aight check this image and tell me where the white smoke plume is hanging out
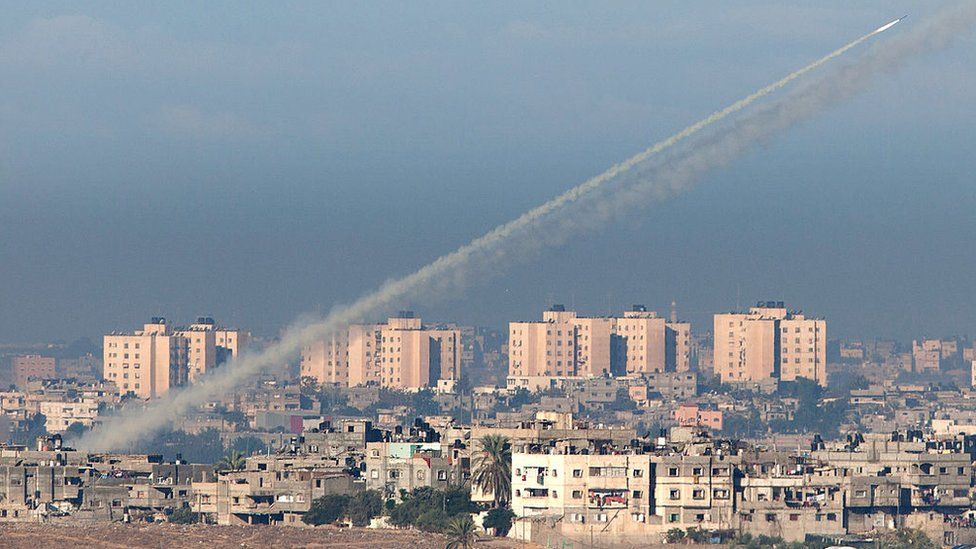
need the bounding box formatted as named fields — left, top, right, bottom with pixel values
left=78, top=5, right=976, bottom=451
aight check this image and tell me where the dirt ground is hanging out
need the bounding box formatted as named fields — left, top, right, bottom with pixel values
left=0, top=522, right=523, bottom=548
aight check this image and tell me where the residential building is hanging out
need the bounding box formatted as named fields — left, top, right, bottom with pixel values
left=301, top=313, right=461, bottom=390
left=508, top=305, right=692, bottom=388
left=713, top=302, right=827, bottom=386
left=175, top=317, right=251, bottom=381
left=39, top=400, right=101, bottom=433
left=12, top=355, right=56, bottom=388
left=103, top=317, right=188, bottom=399
left=913, top=340, right=942, bottom=374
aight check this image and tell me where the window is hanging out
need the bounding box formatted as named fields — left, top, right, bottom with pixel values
left=669, top=489, right=680, bottom=500
left=632, top=490, right=643, bottom=499
left=573, top=469, right=583, bottom=478
left=669, top=513, right=679, bottom=523
left=632, top=469, right=643, bottom=478
left=692, top=489, right=705, bottom=500
left=668, top=467, right=679, bottom=476
left=572, top=490, right=583, bottom=499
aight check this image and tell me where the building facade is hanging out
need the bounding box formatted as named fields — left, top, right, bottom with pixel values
left=301, top=313, right=461, bottom=390
left=103, top=318, right=188, bottom=399
left=508, top=305, right=692, bottom=389
left=12, top=356, right=57, bottom=388
left=713, top=302, right=827, bottom=387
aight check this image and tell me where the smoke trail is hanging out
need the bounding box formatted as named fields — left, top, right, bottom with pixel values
left=78, top=6, right=975, bottom=451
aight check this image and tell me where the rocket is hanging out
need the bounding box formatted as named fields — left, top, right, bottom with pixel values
left=873, top=15, right=908, bottom=34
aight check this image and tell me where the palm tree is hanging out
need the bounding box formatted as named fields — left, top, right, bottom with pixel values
left=444, top=514, right=478, bottom=549
left=215, top=449, right=247, bottom=472
left=472, top=434, right=511, bottom=508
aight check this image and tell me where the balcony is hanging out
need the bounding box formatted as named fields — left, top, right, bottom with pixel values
left=588, top=489, right=628, bottom=509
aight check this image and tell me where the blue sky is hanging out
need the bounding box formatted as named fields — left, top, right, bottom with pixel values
left=1, top=1, right=974, bottom=343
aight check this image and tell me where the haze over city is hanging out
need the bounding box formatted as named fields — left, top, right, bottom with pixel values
left=2, top=1, right=974, bottom=345
left=2, top=3, right=976, bottom=548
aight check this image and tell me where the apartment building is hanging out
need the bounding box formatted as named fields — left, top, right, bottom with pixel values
left=913, top=340, right=943, bottom=374
left=508, top=305, right=692, bottom=389
left=193, top=454, right=355, bottom=525
left=713, top=302, right=827, bottom=387
left=673, top=404, right=723, bottom=431
left=175, top=317, right=251, bottom=381
left=38, top=399, right=101, bottom=433
left=103, top=318, right=188, bottom=399
left=12, top=355, right=56, bottom=388
left=301, top=313, right=461, bottom=391
left=654, top=454, right=738, bottom=528
left=512, top=452, right=654, bottom=528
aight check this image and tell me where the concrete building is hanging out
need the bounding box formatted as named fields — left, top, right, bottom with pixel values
left=913, top=340, right=942, bottom=374
left=175, top=317, right=251, bottom=381
left=12, top=356, right=56, bottom=388
left=511, top=451, right=654, bottom=526
left=103, top=318, right=188, bottom=399
left=508, top=305, right=692, bottom=388
left=39, top=400, right=101, bottom=433
left=673, top=404, right=723, bottom=431
left=364, top=441, right=462, bottom=500
left=301, top=313, right=461, bottom=390
left=713, top=302, right=827, bottom=387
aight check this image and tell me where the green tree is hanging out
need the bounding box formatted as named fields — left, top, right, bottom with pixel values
left=230, top=435, right=265, bottom=455
left=64, top=422, right=87, bottom=440
left=303, top=494, right=351, bottom=526
left=665, top=527, right=686, bottom=543
left=347, top=490, right=383, bottom=527
left=606, top=387, right=637, bottom=412
left=215, top=449, right=247, bottom=472
left=483, top=507, right=515, bottom=536
left=471, top=435, right=512, bottom=507
left=168, top=506, right=198, bottom=524
left=878, top=528, right=936, bottom=549
left=508, top=388, right=536, bottom=408
left=388, top=487, right=476, bottom=532
left=13, top=413, right=48, bottom=445
left=444, top=514, right=477, bottom=549
left=686, top=527, right=710, bottom=543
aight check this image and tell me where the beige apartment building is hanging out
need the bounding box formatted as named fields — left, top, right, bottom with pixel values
left=301, top=313, right=461, bottom=391
left=508, top=305, right=691, bottom=388
left=12, top=355, right=57, bottom=388
left=38, top=399, right=101, bottom=433
left=912, top=339, right=942, bottom=374
left=713, top=302, right=826, bottom=387
left=103, top=318, right=188, bottom=399
left=175, top=317, right=251, bottom=381
left=512, top=452, right=654, bottom=525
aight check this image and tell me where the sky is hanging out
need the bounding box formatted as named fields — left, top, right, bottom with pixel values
left=1, top=1, right=974, bottom=344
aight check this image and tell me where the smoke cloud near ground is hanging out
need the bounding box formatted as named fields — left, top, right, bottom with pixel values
left=78, top=4, right=976, bottom=451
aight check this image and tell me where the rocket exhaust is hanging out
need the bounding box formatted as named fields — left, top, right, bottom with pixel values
left=78, top=13, right=951, bottom=451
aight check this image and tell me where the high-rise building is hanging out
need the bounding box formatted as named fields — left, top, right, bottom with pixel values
left=713, top=301, right=827, bottom=387
left=12, top=355, right=57, bottom=388
left=508, top=305, right=692, bottom=389
left=301, top=312, right=461, bottom=391
left=103, top=318, right=188, bottom=399
left=174, top=317, right=252, bottom=381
